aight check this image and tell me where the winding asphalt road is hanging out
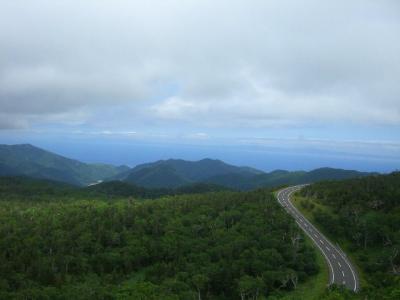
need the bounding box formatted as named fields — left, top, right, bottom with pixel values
left=277, top=185, right=359, bottom=292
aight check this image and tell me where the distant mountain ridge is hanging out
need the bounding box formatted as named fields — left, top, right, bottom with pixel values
left=0, top=144, right=129, bottom=186
left=0, top=143, right=373, bottom=189
left=113, top=158, right=373, bottom=190
left=114, top=158, right=264, bottom=188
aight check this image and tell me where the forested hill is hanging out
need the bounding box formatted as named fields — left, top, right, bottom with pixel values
left=113, top=158, right=372, bottom=190
left=113, top=158, right=263, bottom=188
left=204, top=167, right=373, bottom=190
left=0, top=144, right=372, bottom=190
left=0, top=176, right=231, bottom=201
left=0, top=189, right=319, bottom=299
left=299, top=172, right=400, bottom=298
left=0, top=144, right=129, bottom=186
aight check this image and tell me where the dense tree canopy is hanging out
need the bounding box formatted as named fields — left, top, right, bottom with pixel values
left=0, top=176, right=231, bottom=202
left=0, top=188, right=318, bottom=299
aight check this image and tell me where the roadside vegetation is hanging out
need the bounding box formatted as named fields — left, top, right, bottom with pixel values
left=278, top=234, right=329, bottom=300
left=297, top=172, right=400, bottom=299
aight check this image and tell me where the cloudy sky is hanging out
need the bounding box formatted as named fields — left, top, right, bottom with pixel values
left=0, top=0, right=399, bottom=171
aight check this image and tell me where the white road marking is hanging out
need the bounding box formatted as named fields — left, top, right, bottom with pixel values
left=338, top=262, right=342, bottom=268
left=302, top=224, right=335, bottom=284
left=277, top=186, right=359, bottom=292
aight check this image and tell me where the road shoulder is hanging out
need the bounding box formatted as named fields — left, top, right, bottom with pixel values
left=273, top=191, right=329, bottom=300
left=291, top=193, right=366, bottom=290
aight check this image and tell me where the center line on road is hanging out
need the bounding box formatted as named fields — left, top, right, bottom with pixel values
left=278, top=186, right=359, bottom=292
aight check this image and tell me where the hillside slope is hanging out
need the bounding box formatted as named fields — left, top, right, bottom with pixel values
left=117, top=159, right=371, bottom=190
left=114, top=158, right=263, bottom=188
left=0, top=144, right=372, bottom=190
left=124, top=164, right=191, bottom=188
left=0, top=144, right=129, bottom=186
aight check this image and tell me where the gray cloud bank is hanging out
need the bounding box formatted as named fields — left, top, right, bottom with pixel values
left=0, top=0, right=399, bottom=129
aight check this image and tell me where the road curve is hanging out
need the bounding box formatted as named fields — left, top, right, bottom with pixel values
left=277, top=185, right=359, bottom=292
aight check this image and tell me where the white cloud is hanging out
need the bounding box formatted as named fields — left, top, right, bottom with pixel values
left=0, top=114, right=28, bottom=129
left=0, top=0, right=399, bottom=130
left=151, top=97, right=209, bottom=121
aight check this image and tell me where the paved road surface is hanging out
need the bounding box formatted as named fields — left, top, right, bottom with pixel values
left=277, top=185, right=359, bottom=292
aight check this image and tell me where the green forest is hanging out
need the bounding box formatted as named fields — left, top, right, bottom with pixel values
left=0, top=176, right=231, bottom=201
left=2, top=173, right=400, bottom=299
left=299, top=172, right=400, bottom=299
left=0, top=184, right=319, bottom=299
